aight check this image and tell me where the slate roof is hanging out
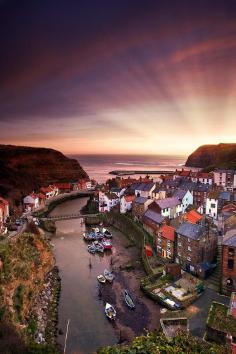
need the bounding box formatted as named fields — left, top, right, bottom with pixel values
left=176, top=222, right=204, bottom=240
left=135, top=182, right=155, bottom=191
left=134, top=196, right=148, bottom=204
left=144, top=209, right=164, bottom=224
left=173, top=189, right=188, bottom=200
left=223, top=229, right=236, bottom=247
left=219, top=191, right=231, bottom=201
left=156, top=197, right=180, bottom=209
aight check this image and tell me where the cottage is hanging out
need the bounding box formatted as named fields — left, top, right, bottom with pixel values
left=40, top=185, right=58, bottom=199
left=54, top=183, right=72, bottom=193
left=173, top=189, right=193, bottom=213
left=132, top=196, right=153, bottom=220
left=152, top=186, right=166, bottom=200
left=176, top=221, right=217, bottom=273
left=23, top=194, right=40, bottom=211
left=0, top=197, right=9, bottom=233
left=149, top=197, right=182, bottom=219
left=156, top=224, right=176, bottom=261
left=134, top=182, right=156, bottom=198
left=98, top=191, right=119, bottom=212
left=120, top=195, right=135, bottom=214
left=206, top=191, right=219, bottom=219
left=110, top=187, right=126, bottom=198
left=142, top=209, right=164, bottom=236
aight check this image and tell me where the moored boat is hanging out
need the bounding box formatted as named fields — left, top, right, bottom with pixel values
left=104, top=269, right=114, bottom=282
left=97, top=275, right=106, bottom=283
left=105, top=303, right=116, bottom=320
left=124, top=289, right=135, bottom=309
left=102, top=239, right=112, bottom=250
left=101, top=228, right=112, bottom=238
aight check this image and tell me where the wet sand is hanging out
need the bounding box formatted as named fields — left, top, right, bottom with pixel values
left=97, top=227, right=160, bottom=342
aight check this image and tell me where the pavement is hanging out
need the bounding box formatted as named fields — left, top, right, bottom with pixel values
left=188, top=287, right=230, bottom=337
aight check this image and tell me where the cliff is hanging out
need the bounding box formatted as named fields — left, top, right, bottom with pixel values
left=0, top=144, right=88, bottom=204
left=185, top=143, right=236, bottom=170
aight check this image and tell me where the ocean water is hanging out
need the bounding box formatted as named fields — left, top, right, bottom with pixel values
left=69, top=154, right=187, bottom=183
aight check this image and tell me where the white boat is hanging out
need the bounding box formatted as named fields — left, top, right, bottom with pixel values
left=104, top=269, right=114, bottom=282
left=105, top=303, right=116, bottom=320
left=97, top=275, right=106, bottom=283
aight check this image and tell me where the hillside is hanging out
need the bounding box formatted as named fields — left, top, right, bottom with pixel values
left=0, top=227, right=60, bottom=353
left=185, top=143, right=236, bottom=170
left=0, top=144, right=88, bottom=205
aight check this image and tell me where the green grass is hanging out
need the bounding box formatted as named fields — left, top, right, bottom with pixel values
left=207, top=302, right=236, bottom=336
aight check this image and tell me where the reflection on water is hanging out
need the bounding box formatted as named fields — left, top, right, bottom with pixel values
left=51, top=198, right=116, bottom=354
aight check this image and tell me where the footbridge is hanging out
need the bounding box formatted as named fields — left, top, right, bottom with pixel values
left=40, top=213, right=100, bottom=221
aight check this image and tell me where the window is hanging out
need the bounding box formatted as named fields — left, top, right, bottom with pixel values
left=228, top=259, right=234, bottom=270
left=228, top=248, right=235, bottom=257
left=211, top=203, right=216, bottom=208
left=188, top=238, right=191, bottom=243
left=178, top=242, right=182, bottom=247
left=188, top=246, right=191, bottom=251
left=187, top=256, right=191, bottom=261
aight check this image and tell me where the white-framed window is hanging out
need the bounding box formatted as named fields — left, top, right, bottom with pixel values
left=187, top=256, right=191, bottom=261
left=178, top=242, right=182, bottom=247
left=178, top=253, right=181, bottom=257
left=188, top=238, right=191, bottom=243
left=188, top=246, right=191, bottom=251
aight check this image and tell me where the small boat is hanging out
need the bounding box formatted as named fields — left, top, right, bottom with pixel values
left=88, top=245, right=96, bottom=254
left=105, top=303, right=116, bottom=320
left=101, top=228, right=112, bottom=238
left=102, top=239, right=113, bottom=250
left=124, top=290, right=135, bottom=309
left=97, top=275, right=106, bottom=283
left=104, top=269, right=114, bottom=283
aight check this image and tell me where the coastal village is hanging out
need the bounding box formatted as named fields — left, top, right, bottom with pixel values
left=1, top=167, right=236, bottom=352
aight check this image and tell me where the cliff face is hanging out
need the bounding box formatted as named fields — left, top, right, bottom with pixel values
left=0, top=144, right=88, bottom=204
left=185, top=143, right=236, bottom=170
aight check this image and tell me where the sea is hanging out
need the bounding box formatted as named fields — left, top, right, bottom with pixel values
left=69, top=154, right=187, bottom=183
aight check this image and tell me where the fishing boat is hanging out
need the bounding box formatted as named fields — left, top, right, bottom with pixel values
left=101, top=228, right=112, bottom=238
left=105, top=303, right=116, bottom=320
left=87, top=245, right=96, bottom=254
left=124, top=290, right=135, bottom=309
left=97, top=275, right=106, bottom=283
left=102, top=239, right=113, bottom=250
left=104, top=269, right=114, bottom=282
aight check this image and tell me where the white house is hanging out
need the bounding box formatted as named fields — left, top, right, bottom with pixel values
left=120, top=195, right=135, bottom=213
left=173, top=189, right=193, bottom=213
left=99, top=192, right=119, bottom=212
left=23, top=194, right=40, bottom=211
left=205, top=191, right=219, bottom=220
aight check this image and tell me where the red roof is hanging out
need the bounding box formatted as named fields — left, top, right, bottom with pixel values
left=197, top=172, right=212, bottom=179
left=124, top=195, right=135, bottom=202
left=159, top=225, right=175, bottom=242
left=0, top=197, right=9, bottom=206
left=54, top=183, right=71, bottom=190
left=186, top=210, right=203, bottom=224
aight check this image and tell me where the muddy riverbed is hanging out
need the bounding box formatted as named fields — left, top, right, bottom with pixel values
left=50, top=197, right=160, bottom=354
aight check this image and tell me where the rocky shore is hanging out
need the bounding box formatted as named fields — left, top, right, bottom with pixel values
left=29, top=266, right=61, bottom=346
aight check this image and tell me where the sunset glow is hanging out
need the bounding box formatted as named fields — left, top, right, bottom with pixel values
left=0, top=1, right=236, bottom=155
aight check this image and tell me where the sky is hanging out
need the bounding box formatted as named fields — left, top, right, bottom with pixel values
left=0, top=0, right=236, bottom=156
